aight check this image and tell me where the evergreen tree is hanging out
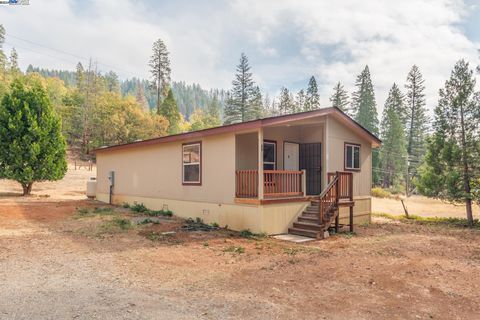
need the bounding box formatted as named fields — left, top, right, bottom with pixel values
left=418, top=60, right=480, bottom=225
left=0, top=24, right=6, bottom=80
left=160, top=88, right=181, bottom=134
left=405, top=65, right=428, bottom=195
left=104, top=71, right=120, bottom=93
left=304, top=76, right=320, bottom=111
left=149, top=39, right=171, bottom=113
left=296, top=89, right=306, bottom=112
left=380, top=84, right=407, bottom=188
left=329, top=82, right=349, bottom=113
left=224, top=53, right=255, bottom=124
left=352, top=65, right=380, bottom=185
left=0, top=78, right=67, bottom=195
left=247, top=86, right=264, bottom=120
left=278, top=87, right=295, bottom=114
left=135, top=80, right=149, bottom=110
left=75, top=62, right=85, bottom=90
left=9, top=47, right=19, bottom=74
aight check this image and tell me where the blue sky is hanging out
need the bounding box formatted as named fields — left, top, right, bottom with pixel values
left=0, top=0, right=479, bottom=113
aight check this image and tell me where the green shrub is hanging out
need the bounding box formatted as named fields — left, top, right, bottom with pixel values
left=122, top=202, right=130, bottom=208
left=371, top=187, right=391, bottom=198
left=239, top=229, right=267, bottom=239
left=130, top=202, right=148, bottom=213
left=138, top=218, right=160, bottom=225
left=112, top=217, right=133, bottom=230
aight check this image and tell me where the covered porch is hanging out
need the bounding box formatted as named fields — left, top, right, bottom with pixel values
left=234, top=116, right=326, bottom=202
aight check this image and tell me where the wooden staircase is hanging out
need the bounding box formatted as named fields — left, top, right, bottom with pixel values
left=288, top=171, right=354, bottom=239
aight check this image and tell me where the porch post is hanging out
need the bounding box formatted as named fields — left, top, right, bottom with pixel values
left=258, top=129, right=264, bottom=200
left=301, top=169, right=307, bottom=197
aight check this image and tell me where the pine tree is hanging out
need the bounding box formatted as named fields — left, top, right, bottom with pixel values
left=247, top=86, right=263, bottom=120
left=149, top=39, right=171, bottom=114
left=104, top=71, right=119, bottom=92
left=0, top=78, right=67, bottom=195
left=0, top=25, right=6, bottom=80
left=224, top=53, right=255, bottom=124
left=405, top=65, right=428, bottom=195
left=304, top=76, right=320, bottom=111
left=352, top=65, right=380, bottom=185
left=160, top=88, right=181, bottom=134
left=418, top=60, right=480, bottom=225
left=329, top=82, right=349, bottom=113
left=75, top=62, right=85, bottom=90
left=9, top=48, right=19, bottom=73
left=380, top=84, right=407, bottom=188
left=296, top=89, right=306, bottom=112
left=278, top=87, right=295, bottom=115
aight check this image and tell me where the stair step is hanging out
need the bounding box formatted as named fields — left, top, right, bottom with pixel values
left=301, top=211, right=318, bottom=217
left=293, top=222, right=325, bottom=231
left=288, top=227, right=322, bottom=239
left=298, top=216, right=320, bottom=223
left=305, top=207, right=319, bottom=213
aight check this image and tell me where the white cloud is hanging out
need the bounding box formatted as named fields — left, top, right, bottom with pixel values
left=0, top=0, right=478, bottom=114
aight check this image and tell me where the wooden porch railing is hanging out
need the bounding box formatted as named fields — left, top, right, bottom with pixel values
left=235, top=170, right=304, bottom=198
left=264, top=170, right=303, bottom=198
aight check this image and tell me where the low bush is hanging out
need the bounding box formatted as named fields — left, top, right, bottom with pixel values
left=130, top=202, right=148, bottom=213
left=147, top=209, right=173, bottom=217
left=371, top=187, right=392, bottom=198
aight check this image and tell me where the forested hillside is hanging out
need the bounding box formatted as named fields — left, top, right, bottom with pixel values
left=27, top=66, right=227, bottom=119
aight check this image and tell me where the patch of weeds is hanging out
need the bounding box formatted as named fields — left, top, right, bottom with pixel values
left=203, top=242, right=209, bottom=247
left=239, top=229, right=268, bottom=240
left=182, top=217, right=219, bottom=232
left=93, top=207, right=113, bottom=214
left=340, top=231, right=357, bottom=239
left=223, top=245, right=245, bottom=254
left=283, top=247, right=302, bottom=255
left=144, top=231, right=182, bottom=244
left=122, top=202, right=130, bottom=208
left=373, top=212, right=480, bottom=229
left=101, top=217, right=133, bottom=233
left=138, top=218, right=160, bottom=225
left=147, top=209, right=173, bottom=217
left=130, top=202, right=173, bottom=217
left=130, top=202, right=149, bottom=213
left=76, top=207, right=89, bottom=216
left=211, top=222, right=219, bottom=228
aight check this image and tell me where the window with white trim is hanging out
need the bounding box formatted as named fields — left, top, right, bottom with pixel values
left=182, top=142, right=201, bottom=184
left=345, top=143, right=360, bottom=170
left=263, top=141, right=276, bottom=170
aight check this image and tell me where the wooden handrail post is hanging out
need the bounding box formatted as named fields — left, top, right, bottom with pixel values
left=258, top=129, right=264, bottom=200
left=301, top=169, right=307, bottom=197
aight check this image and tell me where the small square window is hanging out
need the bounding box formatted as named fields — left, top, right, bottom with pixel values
left=345, top=143, right=360, bottom=171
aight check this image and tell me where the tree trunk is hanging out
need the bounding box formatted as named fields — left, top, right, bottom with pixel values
left=459, top=101, right=473, bottom=226
left=22, top=183, right=33, bottom=196
left=466, top=198, right=473, bottom=226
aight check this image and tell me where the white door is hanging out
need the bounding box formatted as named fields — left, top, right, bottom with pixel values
left=284, top=142, right=299, bottom=170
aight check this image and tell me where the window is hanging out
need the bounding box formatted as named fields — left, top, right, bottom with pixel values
left=263, top=140, right=276, bottom=170
left=345, top=143, right=360, bottom=171
left=183, top=142, right=201, bottom=184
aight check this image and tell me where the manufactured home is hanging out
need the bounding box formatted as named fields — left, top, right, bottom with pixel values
left=94, top=107, right=381, bottom=238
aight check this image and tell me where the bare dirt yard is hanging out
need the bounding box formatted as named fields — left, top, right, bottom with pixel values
left=0, top=168, right=480, bottom=319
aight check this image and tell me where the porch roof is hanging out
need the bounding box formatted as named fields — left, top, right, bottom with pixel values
left=94, top=107, right=381, bottom=154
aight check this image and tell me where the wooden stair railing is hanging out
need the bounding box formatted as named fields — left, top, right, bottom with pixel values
left=288, top=171, right=354, bottom=239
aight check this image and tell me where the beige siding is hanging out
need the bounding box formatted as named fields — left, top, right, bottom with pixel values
left=235, top=132, right=258, bottom=170
left=97, top=132, right=237, bottom=205
left=326, top=115, right=372, bottom=197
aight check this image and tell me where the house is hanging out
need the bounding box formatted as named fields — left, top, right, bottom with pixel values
left=94, top=107, right=381, bottom=238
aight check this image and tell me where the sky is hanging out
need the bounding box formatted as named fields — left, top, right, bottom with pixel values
left=0, top=0, right=479, bottom=114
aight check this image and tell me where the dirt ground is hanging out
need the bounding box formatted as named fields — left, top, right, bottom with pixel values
left=1, top=168, right=480, bottom=319
left=372, top=195, right=480, bottom=219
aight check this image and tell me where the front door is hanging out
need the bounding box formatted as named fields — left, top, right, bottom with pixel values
left=300, top=143, right=322, bottom=195
left=284, top=142, right=299, bottom=170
